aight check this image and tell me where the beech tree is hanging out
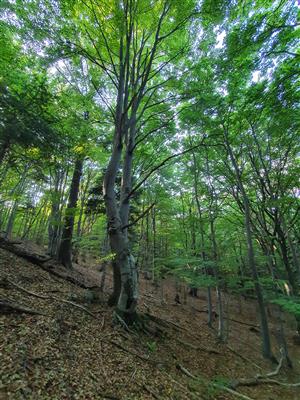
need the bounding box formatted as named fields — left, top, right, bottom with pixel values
left=0, top=0, right=299, bottom=345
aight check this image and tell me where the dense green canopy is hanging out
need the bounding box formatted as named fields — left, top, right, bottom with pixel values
left=0, top=0, right=299, bottom=360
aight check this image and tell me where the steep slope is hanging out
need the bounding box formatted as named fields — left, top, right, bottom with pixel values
left=0, top=248, right=299, bottom=400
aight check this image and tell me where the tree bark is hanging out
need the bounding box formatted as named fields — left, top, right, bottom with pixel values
left=224, top=129, right=274, bottom=360
left=0, top=137, right=10, bottom=165
left=58, top=157, right=84, bottom=269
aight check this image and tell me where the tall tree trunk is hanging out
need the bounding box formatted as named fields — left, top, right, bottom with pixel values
left=210, top=218, right=225, bottom=341
left=224, top=130, right=274, bottom=360
left=190, top=147, right=213, bottom=327
left=58, top=157, right=84, bottom=269
left=152, top=206, right=156, bottom=282
left=103, top=51, right=139, bottom=322
left=5, top=166, right=28, bottom=239
left=5, top=200, right=19, bottom=239
left=0, top=137, right=10, bottom=166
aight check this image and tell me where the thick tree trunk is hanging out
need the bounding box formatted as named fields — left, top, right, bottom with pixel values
left=103, top=62, right=139, bottom=321
left=58, top=157, right=83, bottom=269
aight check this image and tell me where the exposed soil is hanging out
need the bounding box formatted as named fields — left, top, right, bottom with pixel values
left=0, top=246, right=300, bottom=400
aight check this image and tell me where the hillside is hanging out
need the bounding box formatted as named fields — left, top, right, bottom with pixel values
left=1, top=246, right=299, bottom=400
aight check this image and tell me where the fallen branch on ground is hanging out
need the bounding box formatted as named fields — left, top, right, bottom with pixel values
left=162, top=371, right=205, bottom=400
left=0, top=237, right=97, bottom=289
left=142, top=384, right=161, bottom=400
left=6, top=278, right=98, bottom=318
left=230, top=349, right=300, bottom=389
left=0, top=298, right=45, bottom=316
left=226, top=345, right=262, bottom=371
left=191, top=307, right=260, bottom=329
left=176, top=338, right=221, bottom=355
left=106, top=339, right=157, bottom=364
left=176, top=363, right=255, bottom=400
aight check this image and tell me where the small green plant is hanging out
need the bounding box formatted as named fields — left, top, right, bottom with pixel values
left=146, top=340, right=157, bottom=353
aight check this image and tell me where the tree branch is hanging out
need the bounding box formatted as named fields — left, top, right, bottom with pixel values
left=122, top=203, right=155, bottom=230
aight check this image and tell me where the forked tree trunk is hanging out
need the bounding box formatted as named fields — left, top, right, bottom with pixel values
left=58, top=157, right=83, bottom=269
left=103, top=56, right=139, bottom=322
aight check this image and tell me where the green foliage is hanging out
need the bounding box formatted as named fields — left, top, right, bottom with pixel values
left=146, top=340, right=157, bottom=353
left=271, top=297, right=300, bottom=318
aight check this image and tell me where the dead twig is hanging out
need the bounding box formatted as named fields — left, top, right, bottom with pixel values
left=231, top=349, right=300, bottom=389
left=176, top=363, right=255, bottom=400
left=162, top=371, right=204, bottom=400
left=176, top=338, right=221, bottom=355
left=142, top=384, right=161, bottom=399
left=226, top=344, right=262, bottom=371
left=107, top=339, right=154, bottom=364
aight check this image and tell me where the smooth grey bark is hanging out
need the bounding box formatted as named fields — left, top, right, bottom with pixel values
left=103, top=33, right=138, bottom=320
left=98, top=0, right=188, bottom=321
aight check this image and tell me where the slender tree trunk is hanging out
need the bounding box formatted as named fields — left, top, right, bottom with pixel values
left=191, top=147, right=213, bottom=327
left=48, top=170, right=62, bottom=256
left=210, top=218, right=225, bottom=341
left=76, top=169, right=92, bottom=238
left=0, top=137, right=10, bottom=166
left=5, top=167, right=28, bottom=239
left=5, top=199, right=19, bottom=239
left=224, top=131, right=274, bottom=360
left=58, top=157, right=84, bottom=269
left=152, top=206, right=156, bottom=282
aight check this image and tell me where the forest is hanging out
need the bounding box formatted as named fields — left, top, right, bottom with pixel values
left=0, top=0, right=299, bottom=399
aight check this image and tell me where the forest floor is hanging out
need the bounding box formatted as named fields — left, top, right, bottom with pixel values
left=0, top=245, right=300, bottom=400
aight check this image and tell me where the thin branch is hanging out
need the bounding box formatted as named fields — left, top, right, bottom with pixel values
left=127, top=139, right=220, bottom=200
left=122, top=202, right=155, bottom=230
